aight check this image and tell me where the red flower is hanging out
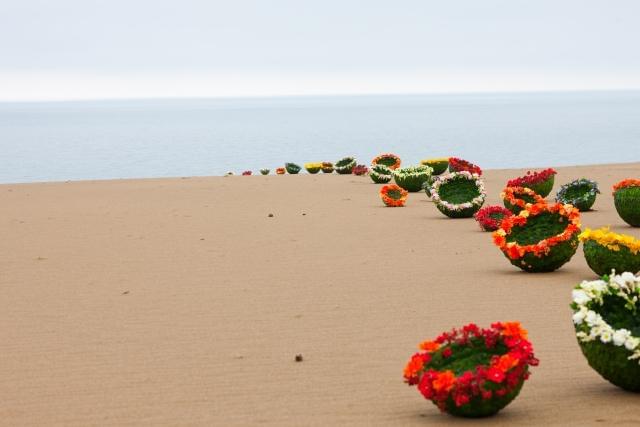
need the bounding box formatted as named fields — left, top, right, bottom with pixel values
left=442, top=347, right=453, bottom=358
left=486, top=367, right=506, bottom=383
left=507, top=168, right=556, bottom=187
left=449, top=157, right=482, bottom=175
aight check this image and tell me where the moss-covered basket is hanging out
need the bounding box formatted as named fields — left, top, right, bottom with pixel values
left=285, top=162, right=301, bottom=174
left=502, top=187, right=544, bottom=215
left=321, top=162, right=334, bottom=173
left=370, top=164, right=393, bottom=184
left=304, top=163, right=322, bottom=174
left=496, top=205, right=580, bottom=273
left=432, top=172, right=486, bottom=218
left=420, top=158, right=449, bottom=175
left=583, top=240, right=640, bottom=277
left=335, top=157, right=357, bottom=174
left=614, top=185, right=640, bottom=227
left=572, top=273, right=640, bottom=391
left=393, top=165, right=433, bottom=193
left=556, top=178, right=600, bottom=211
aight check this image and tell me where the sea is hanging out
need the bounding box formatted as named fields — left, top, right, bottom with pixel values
left=1, top=90, right=639, bottom=183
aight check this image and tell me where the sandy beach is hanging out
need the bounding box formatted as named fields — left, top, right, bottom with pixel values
left=2, top=162, right=640, bottom=426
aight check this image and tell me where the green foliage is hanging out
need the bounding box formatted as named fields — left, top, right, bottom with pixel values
left=583, top=240, right=640, bottom=277
left=525, top=176, right=554, bottom=198
left=614, top=187, right=640, bottom=227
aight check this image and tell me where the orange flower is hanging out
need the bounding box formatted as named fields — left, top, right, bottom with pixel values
left=501, top=186, right=546, bottom=210
left=432, top=370, right=456, bottom=393
left=403, top=354, right=426, bottom=379
left=419, top=340, right=440, bottom=352
left=380, top=184, right=408, bottom=207
left=276, top=167, right=286, bottom=175
left=613, top=179, right=640, bottom=194
left=495, top=354, right=519, bottom=372
left=501, top=322, right=528, bottom=340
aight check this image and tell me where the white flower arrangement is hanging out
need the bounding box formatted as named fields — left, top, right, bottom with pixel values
left=572, top=271, right=640, bottom=363
left=431, top=171, right=487, bottom=211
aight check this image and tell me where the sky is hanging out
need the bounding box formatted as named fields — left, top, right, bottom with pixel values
left=1, top=0, right=640, bottom=101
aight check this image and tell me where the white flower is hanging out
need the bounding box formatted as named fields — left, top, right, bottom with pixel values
left=572, top=290, right=591, bottom=305
left=600, top=330, right=612, bottom=343
left=572, top=310, right=586, bottom=325
left=626, top=337, right=640, bottom=351
left=613, top=329, right=631, bottom=346
left=585, top=310, right=598, bottom=326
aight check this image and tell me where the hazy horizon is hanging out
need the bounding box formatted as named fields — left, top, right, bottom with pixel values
left=2, top=0, right=640, bottom=102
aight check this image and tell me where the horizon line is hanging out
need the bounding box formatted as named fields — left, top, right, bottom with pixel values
left=2, top=87, right=640, bottom=105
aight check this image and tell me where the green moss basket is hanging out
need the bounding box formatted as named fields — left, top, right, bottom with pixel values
left=525, top=176, right=554, bottom=198
left=431, top=172, right=486, bottom=218
left=305, top=166, right=321, bottom=174
left=321, top=162, right=334, bottom=173
left=335, top=157, right=356, bottom=174
left=392, top=165, right=433, bottom=192
left=370, top=164, right=393, bottom=184
left=259, top=168, right=270, bottom=175
left=583, top=240, right=640, bottom=277
left=422, top=176, right=435, bottom=198
left=614, top=186, right=640, bottom=227
left=496, top=204, right=580, bottom=273
left=285, top=162, right=301, bottom=174
left=572, top=273, right=640, bottom=391
left=420, top=158, right=449, bottom=175
left=556, top=179, right=600, bottom=211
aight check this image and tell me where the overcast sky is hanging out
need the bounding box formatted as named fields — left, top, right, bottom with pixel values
left=1, top=0, right=639, bottom=101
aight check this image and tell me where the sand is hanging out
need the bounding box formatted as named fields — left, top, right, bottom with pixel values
left=1, top=163, right=640, bottom=426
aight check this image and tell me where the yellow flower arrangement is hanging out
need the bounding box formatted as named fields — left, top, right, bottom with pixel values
left=579, top=227, right=640, bottom=254
left=304, top=162, right=323, bottom=174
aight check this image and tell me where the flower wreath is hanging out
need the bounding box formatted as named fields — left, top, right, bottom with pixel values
left=571, top=272, right=640, bottom=391
left=501, top=186, right=547, bottom=214
left=613, top=179, right=640, bottom=227
left=380, top=184, right=408, bottom=207
left=431, top=171, right=486, bottom=218
left=579, top=227, right=640, bottom=277
left=404, top=322, right=538, bottom=417
left=370, top=164, right=393, bottom=184
left=556, top=178, right=600, bottom=211
left=448, top=157, right=482, bottom=175
left=335, top=156, right=357, bottom=174
left=506, top=168, right=557, bottom=198
left=371, top=153, right=401, bottom=170
left=493, top=202, right=580, bottom=272
left=474, top=205, right=513, bottom=232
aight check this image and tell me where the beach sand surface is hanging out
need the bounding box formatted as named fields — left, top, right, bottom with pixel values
left=2, top=163, right=640, bottom=426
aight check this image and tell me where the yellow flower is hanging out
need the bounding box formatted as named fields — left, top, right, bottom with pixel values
left=579, top=227, right=640, bottom=254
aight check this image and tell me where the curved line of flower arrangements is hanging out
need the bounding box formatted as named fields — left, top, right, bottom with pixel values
left=448, top=157, right=482, bottom=175
left=431, top=171, right=486, bottom=212
left=501, top=186, right=547, bottom=210
left=507, top=168, right=556, bottom=187
left=403, top=322, right=538, bottom=411
left=380, top=184, right=408, bottom=207
left=556, top=178, right=600, bottom=205
left=492, top=202, right=581, bottom=260
left=579, top=227, right=640, bottom=254
left=572, top=272, right=640, bottom=363
left=613, top=179, right=640, bottom=194
left=371, top=153, right=401, bottom=170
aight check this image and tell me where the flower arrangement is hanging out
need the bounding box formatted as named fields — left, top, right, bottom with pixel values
left=474, top=206, right=513, bottom=232
left=393, top=165, right=433, bottom=192
left=321, top=162, right=334, bottom=173
left=335, top=156, right=357, bottom=174
left=448, top=157, right=482, bottom=176
left=613, top=179, right=640, bottom=227
left=242, top=170, right=252, bottom=176
left=275, top=167, right=286, bottom=175
left=579, top=228, right=640, bottom=276
left=380, top=184, right=408, bottom=207
left=370, top=164, right=393, bottom=184
left=571, top=272, right=640, bottom=391
left=304, top=162, right=322, bottom=174
left=372, top=153, right=401, bottom=170
left=353, top=164, right=369, bottom=176
left=506, top=168, right=557, bottom=198
left=403, top=322, right=538, bottom=418
left=493, top=202, right=580, bottom=272
left=431, top=171, right=486, bottom=218
left=260, top=168, right=270, bottom=175
left=556, top=178, right=600, bottom=211
left=285, top=162, right=301, bottom=174
left=420, top=158, right=449, bottom=175
left=501, top=186, right=547, bottom=214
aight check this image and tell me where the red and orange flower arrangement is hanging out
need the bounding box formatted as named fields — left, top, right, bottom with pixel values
left=493, top=202, right=581, bottom=272
left=474, top=205, right=513, bottom=232
left=275, top=167, right=286, bottom=175
left=506, top=168, right=557, bottom=198
left=501, top=186, right=546, bottom=214
left=404, top=322, right=538, bottom=418
left=380, top=184, right=408, bottom=207
left=448, top=157, right=482, bottom=175
left=371, top=153, right=401, bottom=170
left=353, top=164, right=369, bottom=176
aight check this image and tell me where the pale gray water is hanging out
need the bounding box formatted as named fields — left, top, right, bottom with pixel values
left=1, top=91, right=639, bottom=183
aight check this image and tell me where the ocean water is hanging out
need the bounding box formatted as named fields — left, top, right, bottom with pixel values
left=1, top=91, right=639, bottom=183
